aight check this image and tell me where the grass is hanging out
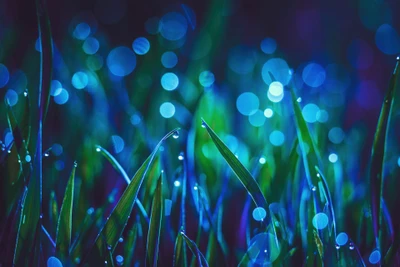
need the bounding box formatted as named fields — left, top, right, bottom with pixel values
left=1, top=1, right=400, bottom=267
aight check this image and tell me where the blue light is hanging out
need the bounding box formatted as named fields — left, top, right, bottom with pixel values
left=302, top=63, right=326, bottom=87
left=249, top=110, right=266, bottom=127
left=316, top=110, right=329, bottom=123
left=47, top=256, right=63, bottom=267
left=252, top=207, right=267, bottom=221
left=160, top=102, right=175, bottom=118
left=269, top=131, right=285, bottom=146
left=264, top=108, right=274, bottom=118
left=107, top=46, right=136, bottom=77
left=51, top=80, right=63, bottom=96
left=236, top=92, right=259, bottom=116
left=35, top=38, right=42, bottom=52
left=336, top=232, right=348, bottom=246
left=369, top=250, right=381, bottom=264
left=198, top=71, right=215, bottom=87
left=86, top=55, right=104, bottom=71
left=312, top=213, right=329, bottom=230
left=329, top=153, right=338, bottom=163
left=328, top=127, right=345, bottom=144
left=52, top=144, right=63, bottom=156
left=111, top=135, right=125, bottom=154
left=54, top=89, right=69, bottom=105
left=0, top=64, right=10, bottom=88
left=302, top=103, right=320, bottom=123
left=82, top=37, right=99, bottom=55
left=262, top=58, right=291, bottom=86
left=260, top=38, right=277, bottom=54
left=247, top=233, right=280, bottom=264
left=73, top=23, right=91, bottom=40
left=375, top=24, right=400, bottom=55
left=267, top=81, right=284, bottom=103
left=132, top=37, right=150, bottom=55
left=161, top=51, right=178, bottom=68
left=160, top=12, right=188, bottom=41
left=5, top=89, right=18, bottom=106
left=130, top=114, right=141, bottom=125
left=72, top=72, right=88, bottom=89
left=161, top=72, right=179, bottom=91
left=165, top=199, right=172, bottom=216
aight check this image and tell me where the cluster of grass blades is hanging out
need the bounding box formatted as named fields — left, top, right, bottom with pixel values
left=1, top=1, right=400, bottom=266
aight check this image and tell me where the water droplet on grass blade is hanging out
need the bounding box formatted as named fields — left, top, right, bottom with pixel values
left=116, top=255, right=124, bottom=266
left=311, top=185, right=317, bottom=191
left=172, top=130, right=180, bottom=139
left=252, top=207, right=267, bottom=221
left=96, top=147, right=101, bottom=152
left=25, top=155, right=31, bottom=162
left=201, top=121, right=206, bottom=128
left=178, top=152, right=184, bottom=160
left=174, top=180, right=181, bottom=187
left=335, top=244, right=340, bottom=249
left=349, top=242, right=355, bottom=250
left=312, top=213, right=329, bottom=230
left=74, top=161, right=78, bottom=167
left=107, top=244, right=112, bottom=251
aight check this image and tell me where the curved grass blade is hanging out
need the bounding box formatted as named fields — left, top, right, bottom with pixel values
left=173, top=227, right=186, bottom=267
left=201, top=119, right=270, bottom=220
left=105, top=247, right=115, bottom=267
left=56, top=164, right=76, bottom=261
left=146, top=174, right=163, bottom=267
left=180, top=232, right=209, bottom=267
left=95, top=145, right=149, bottom=222
left=369, top=57, right=400, bottom=251
left=49, top=190, right=59, bottom=236
left=85, top=128, right=179, bottom=265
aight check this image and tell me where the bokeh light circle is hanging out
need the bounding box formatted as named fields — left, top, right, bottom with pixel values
left=161, top=51, right=178, bottom=68
left=0, top=64, right=10, bottom=88
left=72, top=72, right=88, bottom=89
left=47, top=256, right=63, bottom=267
left=161, top=72, right=179, bottom=91
left=247, top=233, right=280, bottom=264
left=268, top=81, right=284, bottom=103
left=269, top=131, right=285, bottom=146
left=132, top=37, right=150, bottom=55
left=198, top=71, right=215, bottom=87
left=107, top=46, right=136, bottom=77
left=54, top=89, right=69, bottom=105
left=369, top=250, right=381, bottom=264
left=160, top=102, right=175, bottom=118
left=336, top=232, right=348, bottom=246
left=302, top=103, right=320, bottom=123
left=82, top=37, right=99, bottom=55
left=329, top=153, right=338, bottom=163
left=262, top=58, right=291, bottom=86
left=236, top=92, right=259, bottom=116
left=264, top=108, right=274, bottom=118
left=159, top=12, right=188, bottom=41
left=5, top=89, right=18, bottom=106
left=302, top=63, right=326, bottom=87
left=249, top=110, right=266, bottom=127
left=312, top=213, right=329, bottom=230
left=328, top=127, right=345, bottom=144
left=252, top=207, right=267, bottom=221
left=111, top=135, right=125, bottom=154
left=73, top=22, right=91, bottom=40
left=375, top=24, right=400, bottom=55
left=260, top=38, right=277, bottom=54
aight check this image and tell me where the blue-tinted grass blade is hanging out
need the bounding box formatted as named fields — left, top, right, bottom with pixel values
left=180, top=232, right=209, bottom=267
left=56, top=164, right=76, bottom=261
left=95, top=145, right=149, bottom=223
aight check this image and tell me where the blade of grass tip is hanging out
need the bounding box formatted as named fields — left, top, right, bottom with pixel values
left=95, top=145, right=149, bottom=223
left=146, top=173, right=164, bottom=267
left=180, top=232, right=209, bottom=267
left=201, top=119, right=271, bottom=223
left=55, top=163, right=76, bottom=261
left=124, top=224, right=138, bottom=267
left=180, top=157, right=188, bottom=267
left=106, top=248, right=115, bottom=267
left=173, top=228, right=186, bottom=267
left=85, top=128, right=179, bottom=265
left=369, top=57, right=400, bottom=251
left=41, top=224, right=56, bottom=248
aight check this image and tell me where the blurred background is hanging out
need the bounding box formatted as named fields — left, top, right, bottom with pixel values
left=1, top=0, right=400, bottom=265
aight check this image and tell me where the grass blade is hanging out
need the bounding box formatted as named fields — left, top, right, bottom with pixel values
left=56, top=164, right=76, bottom=261
left=49, top=191, right=59, bottom=237
left=369, top=57, right=400, bottom=250
left=146, top=174, right=163, bottom=267
left=180, top=232, right=209, bottom=267
left=124, top=224, right=138, bottom=267
left=201, top=119, right=270, bottom=220
left=95, top=145, right=149, bottom=222
left=86, top=128, right=179, bottom=265
left=173, top=227, right=186, bottom=267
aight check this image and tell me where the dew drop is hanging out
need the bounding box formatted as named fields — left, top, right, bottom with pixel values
left=178, top=152, right=184, bottom=160
left=118, top=237, right=124, bottom=243
left=96, top=147, right=101, bottom=152
left=107, top=244, right=112, bottom=251
left=104, top=261, right=108, bottom=264
left=44, top=152, right=50, bottom=157
left=24, top=91, right=28, bottom=97
left=297, top=97, right=302, bottom=102
left=74, top=257, right=81, bottom=264
left=74, top=161, right=78, bottom=167
left=25, top=155, right=31, bottom=162
left=349, top=242, right=355, bottom=250
left=115, top=255, right=124, bottom=266
left=172, top=130, right=180, bottom=139
left=87, top=207, right=94, bottom=214
left=7, top=150, right=11, bottom=154
left=174, top=180, right=181, bottom=187
left=311, top=185, right=317, bottom=192
left=193, top=185, right=198, bottom=190
left=201, top=121, right=206, bottom=128
left=335, top=244, right=340, bottom=249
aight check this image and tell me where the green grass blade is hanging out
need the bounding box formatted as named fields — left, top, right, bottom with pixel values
left=86, top=128, right=179, bottom=265
left=106, top=249, right=115, bottom=267
left=201, top=119, right=269, bottom=218
left=95, top=145, right=149, bottom=222
left=124, top=224, right=138, bottom=267
left=180, top=232, right=209, bottom=267
left=146, top=174, right=163, bottom=267
left=369, top=58, right=400, bottom=250
left=173, top=228, right=186, bottom=267
left=49, top=190, right=59, bottom=237
left=56, top=164, right=76, bottom=261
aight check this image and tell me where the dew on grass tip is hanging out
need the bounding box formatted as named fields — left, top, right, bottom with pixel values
left=349, top=242, right=355, bottom=250
left=178, top=152, right=184, bottom=160
left=174, top=180, right=181, bottom=187
left=96, top=147, right=101, bottom=152
left=172, top=130, right=180, bottom=139
left=107, top=244, right=112, bottom=251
